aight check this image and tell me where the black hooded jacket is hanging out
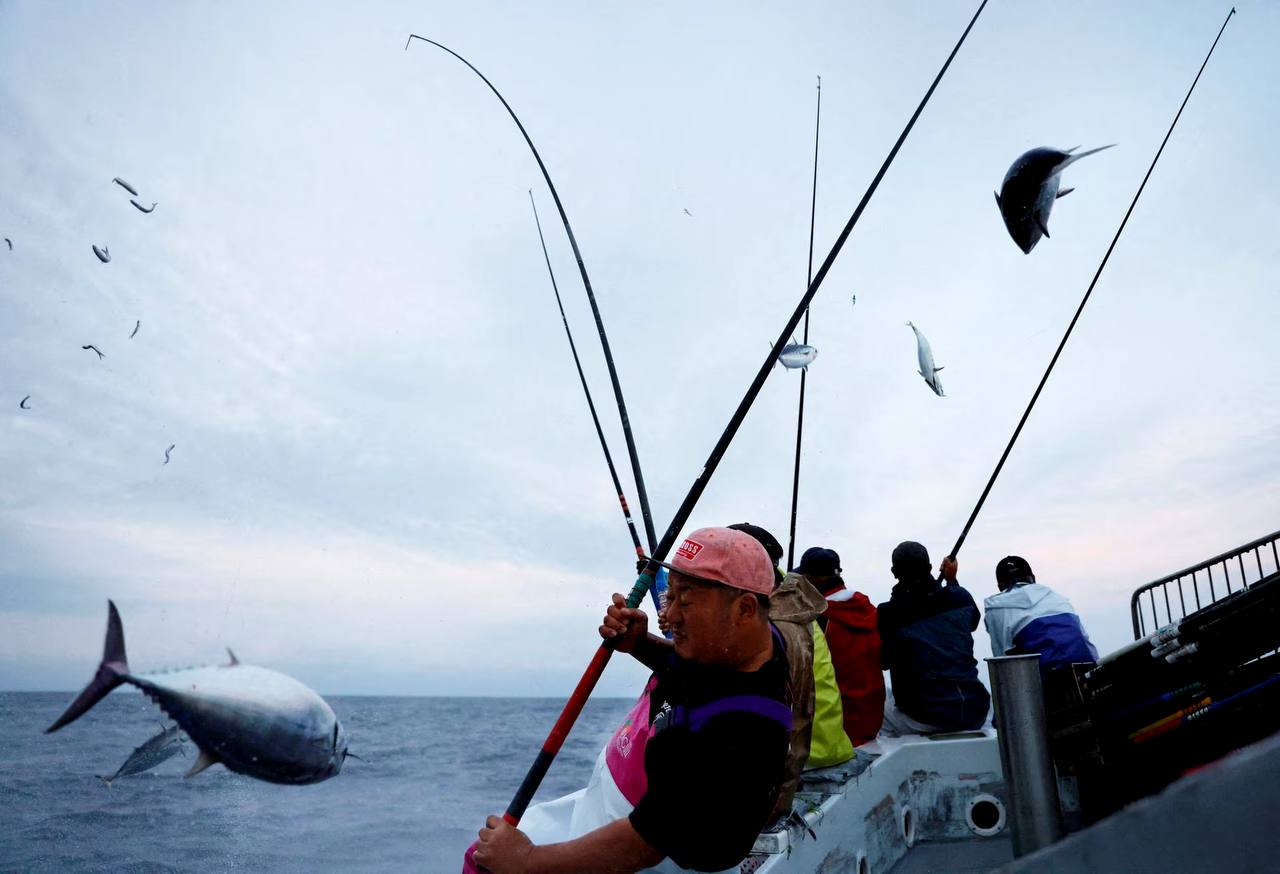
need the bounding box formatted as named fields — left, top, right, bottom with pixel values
left=877, top=576, right=990, bottom=730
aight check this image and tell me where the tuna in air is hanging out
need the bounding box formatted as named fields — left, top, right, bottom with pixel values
left=906, top=321, right=945, bottom=397
left=99, top=724, right=187, bottom=786
left=47, top=601, right=351, bottom=785
left=777, top=342, right=818, bottom=371
left=994, top=145, right=1114, bottom=253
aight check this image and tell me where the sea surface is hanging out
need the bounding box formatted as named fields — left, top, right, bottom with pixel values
left=0, top=692, right=635, bottom=873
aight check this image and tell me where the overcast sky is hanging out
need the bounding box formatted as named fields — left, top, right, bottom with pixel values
left=2, top=1, right=1277, bottom=698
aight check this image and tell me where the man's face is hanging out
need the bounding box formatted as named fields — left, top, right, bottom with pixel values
left=664, top=572, right=741, bottom=664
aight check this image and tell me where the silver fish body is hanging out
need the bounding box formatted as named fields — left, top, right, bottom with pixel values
left=907, top=321, right=944, bottom=397
left=112, top=177, right=139, bottom=196
left=47, top=601, right=348, bottom=786
left=92, top=244, right=110, bottom=263
left=994, top=145, right=1114, bottom=254
left=131, top=663, right=345, bottom=785
left=778, top=343, right=818, bottom=370
left=100, top=724, right=186, bottom=784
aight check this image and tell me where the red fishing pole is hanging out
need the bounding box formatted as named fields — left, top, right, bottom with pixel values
left=499, top=0, right=991, bottom=825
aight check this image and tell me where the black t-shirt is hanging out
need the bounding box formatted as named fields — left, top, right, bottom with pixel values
left=628, top=629, right=791, bottom=872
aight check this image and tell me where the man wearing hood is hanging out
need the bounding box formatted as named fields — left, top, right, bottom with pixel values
left=877, top=542, right=990, bottom=735
left=728, top=525, right=853, bottom=823
left=983, top=555, right=1098, bottom=677
left=796, top=547, right=885, bottom=744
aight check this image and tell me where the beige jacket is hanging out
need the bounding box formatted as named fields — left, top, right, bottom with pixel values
left=769, top=572, right=829, bottom=819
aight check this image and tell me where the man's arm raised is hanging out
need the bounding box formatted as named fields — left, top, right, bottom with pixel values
left=600, top=592, right=673, bottom=672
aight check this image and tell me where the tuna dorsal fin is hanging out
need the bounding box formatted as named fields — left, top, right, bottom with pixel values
left=1056, top=187, right=1075, bottom=199
left=1034, top=214, right=1051, bottom=239
left=185, top=748, right=220, bottom=778
left=225, top=648, right=240, bottom=666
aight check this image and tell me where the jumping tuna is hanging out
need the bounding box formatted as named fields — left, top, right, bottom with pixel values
left=92, top=244, right=110, bottom=263
left=47, top=601, right=350, bottom=786
left=906, top=322, right=944, bottom=397
left=130, top=199, right=157, bottom=214
left=994, top=145, right=1114, bottom=253
left=99, top=724, right=186, bottom=786
left=112, top=177, right=139, bottom=196
left=777, top=341, right=818, bottom=371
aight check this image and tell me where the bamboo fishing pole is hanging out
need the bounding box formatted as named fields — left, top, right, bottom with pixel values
left=529, top=190, right=657, bottom=606
left=941, top=6, right=1236, bottom=571
left=407, top=35, right=660, bottom=557
left=786, top=75, right=823, bottom=571
left=500, top=0, right=990, bottom=825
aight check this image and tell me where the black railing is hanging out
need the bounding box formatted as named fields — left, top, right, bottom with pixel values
left=1131, top=529, right=1280, bottom=639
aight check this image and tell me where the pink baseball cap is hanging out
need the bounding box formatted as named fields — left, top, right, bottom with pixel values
left=646, top=526, right=775, bottom=595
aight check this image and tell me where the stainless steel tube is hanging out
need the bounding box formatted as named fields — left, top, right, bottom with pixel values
left=988, top=654, right=1064, bottom=856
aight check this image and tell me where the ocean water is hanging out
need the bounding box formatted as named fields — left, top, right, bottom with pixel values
left=0, top=692, right=636, bottom=873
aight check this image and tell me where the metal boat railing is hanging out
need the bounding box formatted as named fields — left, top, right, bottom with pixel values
left=1130, top=529, right=1280, bottom=639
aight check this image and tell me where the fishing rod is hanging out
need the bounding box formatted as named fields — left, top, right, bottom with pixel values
left=498, top=0, right=990, bottom=827
left=786, top=75, right=822, bottom=571
left=941, top=6, right=1236, bottom=572
left=528, top=190, right=660, bottom=611
left=406, top=35, right=659, bottom=557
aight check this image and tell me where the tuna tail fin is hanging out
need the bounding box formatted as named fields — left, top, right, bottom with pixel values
left=1061, top=143, right=1116, bottom=167
left=46, top=600, right=131, bottom=733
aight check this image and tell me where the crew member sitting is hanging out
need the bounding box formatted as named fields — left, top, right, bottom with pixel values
left=473, top=526, right=792, bottom=874
left=983, top=555, right=1098, bottom=675
left=797, top=546, right=885, bottom=744
left=877, top=542, right=990, bottom=736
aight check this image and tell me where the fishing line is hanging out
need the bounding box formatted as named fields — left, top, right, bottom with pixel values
left=786, top=74, right=822, bottom=571
left=528, top=190, right=652, bottom=572
left=406, top=35, right=660, bottom=556
left=497, top=0, right=990, bottom=826
left=943, top=6, right=1236, bottom=569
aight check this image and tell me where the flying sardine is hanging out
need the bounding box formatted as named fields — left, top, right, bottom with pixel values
left=92, top=244, right=111, bottom=263
left=994, top=145, right=1115, bottom=254
left=906, top=321, right=945, bottom=397
left=777, top=342, right=818, bottom=371
left=112, top=178, right=139, bottom=196
left=98, top=724, right=186, bottom=786
left=130, top=199, right=157, bottom=214
left=47, top=601, right=351, bottom=785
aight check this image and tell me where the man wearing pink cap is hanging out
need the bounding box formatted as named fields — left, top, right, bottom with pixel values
left=474, top=526, right=792, bottom=874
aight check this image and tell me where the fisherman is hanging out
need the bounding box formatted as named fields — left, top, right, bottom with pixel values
left=473, top=527, right=791, bottom=873
left=983, top=555, right=1099, bottom=675
left=655, top=522, right=851, bottom=821
left=876, top=542, right=990, bottom=735
left=727, top=525, right=852, bottom=822
left=796, top=546, right=886, bottom=744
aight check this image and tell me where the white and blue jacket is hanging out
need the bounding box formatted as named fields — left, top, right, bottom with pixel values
left=983, top=582, right=1098, bottom=673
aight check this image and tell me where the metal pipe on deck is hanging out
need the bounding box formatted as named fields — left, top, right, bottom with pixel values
left=988, top=654, right=1064, bottom=857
